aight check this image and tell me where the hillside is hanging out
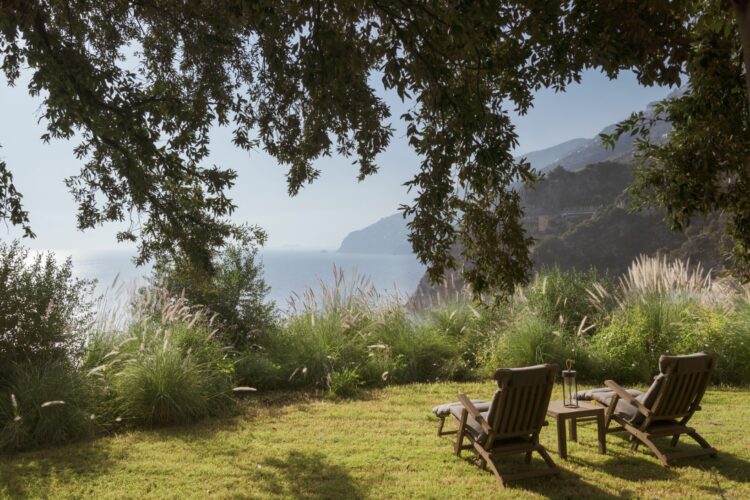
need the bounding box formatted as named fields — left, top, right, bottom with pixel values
left=337, top=213, right=412, bottom=254
left=533, top=91, right=678, bottom=173
left=520, top=138, right=589, bottom=171
left=411, top=161, right=727, bottom=306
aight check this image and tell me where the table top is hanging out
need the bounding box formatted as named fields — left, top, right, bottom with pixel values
left=546, top=400, right=604, bottom=417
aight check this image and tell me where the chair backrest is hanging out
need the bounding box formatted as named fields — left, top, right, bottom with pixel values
left=484, top=364, right=558, bottom=444
left=649, top=352, right=718, bottom=421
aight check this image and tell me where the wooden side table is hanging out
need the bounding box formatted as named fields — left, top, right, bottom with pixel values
left=546, top=400, right=606, bottom=459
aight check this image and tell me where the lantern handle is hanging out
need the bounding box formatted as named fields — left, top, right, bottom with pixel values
left=565, top=359, right=574, bottom=371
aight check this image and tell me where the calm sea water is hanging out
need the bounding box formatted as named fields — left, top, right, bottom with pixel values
left=49, top=248, right=425, bottom=308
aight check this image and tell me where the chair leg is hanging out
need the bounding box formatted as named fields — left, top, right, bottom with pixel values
left=638, top=435, right=670, bottom=466
left=686, top=430, right=717, bottom=456
left=670, top=434, right=680, bottom=447
left=524, top=451, right=532, bottom=464
left=475, top=446, right=504, bottom=487
left=437, top=417, right=445, bottom=436
left=535, top=445, right=559, bottom=471
left=455, top=411, right=468, bottom=456
left=629, top=435, right=640, bottom=451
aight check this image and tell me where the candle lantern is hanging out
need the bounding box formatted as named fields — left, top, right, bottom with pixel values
left=562, top=359, right=578, bottom=408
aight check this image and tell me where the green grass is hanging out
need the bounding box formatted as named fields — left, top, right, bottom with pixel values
left=1, top=383, right=749, bottom=499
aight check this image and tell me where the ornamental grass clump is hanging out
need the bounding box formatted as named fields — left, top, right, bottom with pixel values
left=586, top=255, right=750, bottom=384
left=91, top=288, right=236, bottom=427
left=0, top=362, right=96, bottom=452
left=259, top=267, right=476, bottom=393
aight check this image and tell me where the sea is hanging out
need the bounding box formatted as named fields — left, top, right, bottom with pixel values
left=44, top=248, right=426, bottom=310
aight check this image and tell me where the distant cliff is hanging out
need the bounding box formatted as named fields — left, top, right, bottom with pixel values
left=337, top=213, right=413, bottom=254
left=411, top=161, right=727, bottom=307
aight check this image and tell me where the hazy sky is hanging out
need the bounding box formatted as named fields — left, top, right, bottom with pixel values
left=0, top=69, right=670, bottom=251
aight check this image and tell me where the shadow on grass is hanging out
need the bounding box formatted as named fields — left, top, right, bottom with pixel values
left=0, top=443, right=114, bottom=497
left=607, top=432, right=750, bottom=481
left=569, top=431, right=750, bottom=497
left=252, top=450, right=368, bottom=499
left=456, top=453, right=623, bottom=499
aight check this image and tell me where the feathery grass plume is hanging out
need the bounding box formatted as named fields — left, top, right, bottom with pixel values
left=83, top=284, right=236, bottom=428
left=590, top=254, right=742, bottom=312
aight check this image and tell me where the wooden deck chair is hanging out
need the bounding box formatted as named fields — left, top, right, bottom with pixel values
left=582, top=352, right=718, bottom=466
left=450, top=364, right=560, bottom=487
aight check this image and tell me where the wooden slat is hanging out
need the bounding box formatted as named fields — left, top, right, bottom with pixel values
left=501, top=387, right=520, bottom=434
left=517, top=385, right=534, bottom=433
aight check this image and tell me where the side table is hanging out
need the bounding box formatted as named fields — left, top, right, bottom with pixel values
left=546, top=400, right=606, bottom=459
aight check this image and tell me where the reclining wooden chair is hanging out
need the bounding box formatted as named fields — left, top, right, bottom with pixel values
left=448, top=364, right=560, bottom=487
left=581, top=352, right=718, bottom=466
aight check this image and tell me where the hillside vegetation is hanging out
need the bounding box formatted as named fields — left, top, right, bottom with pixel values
left=2, top=240, right=749, bottom=454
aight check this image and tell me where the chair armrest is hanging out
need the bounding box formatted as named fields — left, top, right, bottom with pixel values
left=604, top=380, right=652, bottom=417
left=457, top=393, right=492, bottom=434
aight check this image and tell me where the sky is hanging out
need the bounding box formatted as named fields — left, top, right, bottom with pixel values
left=0, top=69, right=671, bottom=252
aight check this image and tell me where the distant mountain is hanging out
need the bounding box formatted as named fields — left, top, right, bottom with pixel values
left=412, top=161, right=726, bottom=307
left=519, top=138, right=589, bottom=171
left=532, top=91, right=679, bottom=173
left=338, top=92, right=676, bottom=259
left=337, top=213, right=413, bottom=254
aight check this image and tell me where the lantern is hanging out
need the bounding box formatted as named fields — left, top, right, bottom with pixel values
left=562, top=359, right=578, bottom=408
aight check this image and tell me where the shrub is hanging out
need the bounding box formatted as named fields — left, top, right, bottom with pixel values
left=591, top=296, right=690, bottom=383
left=113, top=347, right=219, bottom=426
left=327, top=368, right=363, bottom=398
left=268, top=311, right=368, bottom=389
left=0, top=241, right=95, bottom=379
left=522, top=267, right=610, bottom=337
left=0, top=242, right=98, bottom=452
left=674, top=305, right=750, bottom=385
left=369, top=310, right=467, bottom=383
left=421, top=303, right=499, bottom=370
left=152, top=227, right=276, bottom=349
left=234, top=351, right=285, bottom=390
left=483, top=314, right=561, bottom=368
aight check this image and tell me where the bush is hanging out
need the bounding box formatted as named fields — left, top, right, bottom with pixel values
left=152, top=227, right=276, bottom=349
left=267, top=311, right=368, bottom=389
left=0, top=242, right=97, bottom=452
left=234, top=351, right=284, bottom=390
left=483, top=314, right=558, bottom=367
left=591, top=295, right=688, bottom=383
left=327, top=368, right=363, bottom=398
left=522, top=267, right=610, bottom=336
left=674, top=305, right=750, bottom=385
left=369, top=310, right=467, bottom=383
left=0, top=241, right=95, bottom=379
left=113, top=347, right=221, bottom=426
left=421, top=303, right=499, bottom=371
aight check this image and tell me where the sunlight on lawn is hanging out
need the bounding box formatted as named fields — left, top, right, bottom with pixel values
left=1, top=383, right=749, bottom=499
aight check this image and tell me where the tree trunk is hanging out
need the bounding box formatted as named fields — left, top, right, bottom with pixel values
left=734, top=0, right=750, bottom=113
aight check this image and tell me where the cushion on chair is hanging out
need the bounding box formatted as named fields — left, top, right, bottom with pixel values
left=640, top=373, right=666, bottom=408
left=432, top=399, right=491, bottom=418
left=448, top=405, right=491, bottom=443
left=577, top=387, right=645, bottom=423
left=577, top=371, right=667, bottom=424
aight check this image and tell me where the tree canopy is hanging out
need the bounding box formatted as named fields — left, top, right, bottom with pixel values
left=1, top=1, right=750, bottom=295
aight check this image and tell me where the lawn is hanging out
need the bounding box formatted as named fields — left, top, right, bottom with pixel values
left=1, top=382, right=749, bottom=499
